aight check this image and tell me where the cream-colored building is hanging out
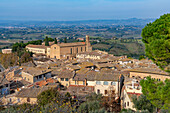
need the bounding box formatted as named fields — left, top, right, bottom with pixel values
left=128, top=68, right=170, bottom=81
left=26, top=45, right=47, bottom=55
left=26, top=35, right=92, bottom=59
left=2, top=87, right=49, bottom=105
left=57, top=70, right=74, bottom=87
left=21, top=66, right=52, bottom=83
left=121, top=79, right=142, bottom=111
left=1, top=49, right=12, bottom=54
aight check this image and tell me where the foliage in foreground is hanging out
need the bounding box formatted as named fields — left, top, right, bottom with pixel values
left=132, top=94, right=155, bottom=112
left=141, top=13, right=170, bottom=72
left=140, top=76, right=170, bottom=112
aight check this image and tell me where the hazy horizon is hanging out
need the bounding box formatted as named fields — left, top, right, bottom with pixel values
left=0, top=0, right=169, bottom=21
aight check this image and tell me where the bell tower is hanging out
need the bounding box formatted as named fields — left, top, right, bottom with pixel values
left=86, top=35, right=92, bottom=52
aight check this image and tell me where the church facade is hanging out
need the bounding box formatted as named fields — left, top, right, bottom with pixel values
left=26, top=35, right=92, bottom=59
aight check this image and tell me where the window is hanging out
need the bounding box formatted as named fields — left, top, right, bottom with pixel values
left=27, top=97, right=30, bottom=102
left=54, top=47, right=56, bottom=49
left=54, top=56, right=56, bottom=59
left=97, top=89, right=100, bottom=94
left=127, top=102, right=129, bottom=106
left=61, top=78, right=64, bottom=81
left=124, top=102, right=126, bottom=107
left=103, top=81, right=108, bottom=85
left=70, top=48, right=72, bottom=54
left=111, top=82, right=116, bottom=86
left=81, top=47, right=83, bottom=51
left=75, top=81, right=77, bottom=85
left=105, top=90, right=108, bottom=95
left=5, top=84, right=8, bottom=87
left=111, top=90, right=115, bottom=94
left=65, top=78, right=69, bottom=81
left=85, top=47, right=86, bottom=51
left=39, top=75, right=42, bottom=79
left=77, top=48, right=78, bottom=53
left=96, top=81, right=101, bottom=85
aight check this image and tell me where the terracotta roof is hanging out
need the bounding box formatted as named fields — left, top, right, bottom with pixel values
left=35, top=78, right=58, bottom=87
left=57, top=70, right=74, bottom=78
left=65, top=85, right=94, bottom=95
left=119, top=58, right=132, bottom=62
left=53, top=42, right=86, bottom=47
left=95, top=63, right=114, bottom=69
left=74, top=70, right=120, bottom=81
left=22, top=66, right=52, bottom=76
left=0, top=73, right=10, bottom=86
left=16, top=87, right=49, bottom=98
left=95, top=71, right=120, bottom=81
left=67, top=65, right=81, bottom=71
left=78, top=62, right=94, bottom=68
left=128, top=68, right=169, bottom=76
left=73, top=73, right=96, bottom=81
left=26, top=44, right=47, bottom=49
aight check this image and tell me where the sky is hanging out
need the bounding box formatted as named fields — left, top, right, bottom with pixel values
left=0, top=0, right=169, bottom=21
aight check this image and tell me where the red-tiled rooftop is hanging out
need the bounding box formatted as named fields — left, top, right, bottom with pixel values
left=26, top=44, right=47, bottom=49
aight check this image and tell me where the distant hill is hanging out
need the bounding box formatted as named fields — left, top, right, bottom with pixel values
left=0, top=18, right=155, bottom=27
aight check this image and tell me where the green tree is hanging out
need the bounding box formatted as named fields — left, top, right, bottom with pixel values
left=141, top=14, right=170, bottom=71
left=78, top=101, right=102, bottom=113
left=45, top=36, right=49, bottom=46
left=132, top=94, right=155, bottom=112
left=37, top=88, right=60, bottom=106
left=139, top=55, right=145, bottom=60
left=54, top=38, right=58, bottom=44
left=44, top=37, right=54, bottom=42
left=64, top=37, right=67, bottom=43
left=140, top=77, right=170, bottom=111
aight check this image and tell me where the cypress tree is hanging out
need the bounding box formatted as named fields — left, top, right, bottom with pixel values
left=64, top=37, right=67, bottom=43
left=45, top=36, right=49, bottom=46
left=54, top=38, right=58, bottom=44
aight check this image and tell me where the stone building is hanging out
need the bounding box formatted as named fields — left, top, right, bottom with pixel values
left=26, top=35, right=92, bottom=59
left=21, top=66, right=52, bottom=83
left=1, top=49, right=12, bottom=54
left=26, top=45, right=47, bottom=55
left=121, top=79, right=142, bottom=111
left=128, top=68, right=170, bottom=81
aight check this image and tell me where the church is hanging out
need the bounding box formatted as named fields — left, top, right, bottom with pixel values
left=26, top=35, right=92, bottom=59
